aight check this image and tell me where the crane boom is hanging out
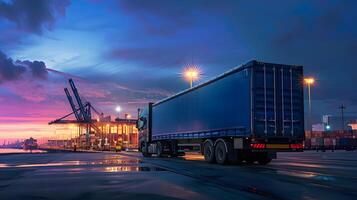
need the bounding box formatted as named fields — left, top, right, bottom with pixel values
left=64, top=88, right=81, bottom=121
left=69, top=79, right=89, bottom=122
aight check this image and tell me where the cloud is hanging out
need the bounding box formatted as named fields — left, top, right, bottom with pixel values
left=109, top=47, right=186, bottom=67
left=0, top=50, right=48, bottom=82
left=273, top=1, right=353, bottom=46
left=15, top=60, right=48, bottom=79
left=118, top=0, right=196, bottom=36
left=0, top=50, right=26, bottom=81
left=0, top=0, right=70, bottom=34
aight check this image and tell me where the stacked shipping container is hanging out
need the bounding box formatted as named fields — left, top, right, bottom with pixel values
left=304, top=130, right=357, bottom=150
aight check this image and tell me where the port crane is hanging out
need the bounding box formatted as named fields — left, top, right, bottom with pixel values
left=49, top=79, right=104, bottom=147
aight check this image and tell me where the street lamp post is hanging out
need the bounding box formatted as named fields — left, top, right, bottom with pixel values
left=339, top=105, right=346, bottom=132
left=115, top=106, right=121, bottom=119
left=304, top=77, right=315, bottom=134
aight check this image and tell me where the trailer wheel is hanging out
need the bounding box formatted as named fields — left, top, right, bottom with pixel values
left=215, top=141, right=227, bottom=165
left=203, top=140, right=215, bottom=163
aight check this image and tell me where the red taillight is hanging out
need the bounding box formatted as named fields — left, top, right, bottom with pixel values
left=290, top=143, right=303, bottom=149
left=250, top=143, right=266, bottom=149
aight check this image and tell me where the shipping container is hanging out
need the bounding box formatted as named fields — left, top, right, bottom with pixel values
left=304, top=138, right=311, bottom=149
left=305, top=137, right=356, bottom=151
left=323, top=138, right=333, bottom=149
left=137, top=60, right=305, bottom=165
left=338, top=138, right=357, bottom=150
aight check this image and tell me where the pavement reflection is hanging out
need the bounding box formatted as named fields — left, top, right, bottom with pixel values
left=104, top=166, right=167, bottom=172
left=1, top=151, right=356, bottom=200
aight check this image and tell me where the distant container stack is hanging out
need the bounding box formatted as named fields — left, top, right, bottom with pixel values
left=304, top=130, right=357, bottom=151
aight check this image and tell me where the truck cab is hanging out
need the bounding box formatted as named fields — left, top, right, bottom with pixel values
left=137, top=105, right=152, bottom=157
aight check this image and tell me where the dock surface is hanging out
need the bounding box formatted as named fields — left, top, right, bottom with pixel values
left=0, top=150, right=356, bottom=200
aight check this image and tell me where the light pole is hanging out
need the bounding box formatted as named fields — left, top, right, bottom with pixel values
left=339, top=105, right=346, bottom=132
left=183, top=66, right=201, bottom=88
left=115, top=106, right=121, bottom=119
left=304, top=77, right=315, bottom=134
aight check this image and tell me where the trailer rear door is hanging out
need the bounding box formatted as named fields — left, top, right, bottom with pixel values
left=251, top=63, right=304, bottom=140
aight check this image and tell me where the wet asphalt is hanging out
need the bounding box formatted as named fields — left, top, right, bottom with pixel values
left=0, top=150, right=356, bottom=200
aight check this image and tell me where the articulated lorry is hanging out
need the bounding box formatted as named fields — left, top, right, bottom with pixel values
left=137, top=60, right=304, bottom=165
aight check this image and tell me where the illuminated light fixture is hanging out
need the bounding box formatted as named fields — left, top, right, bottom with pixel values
left=290, top=143, right=303, bottom=149
left=115, top=105, right=121, bottom=119
left=182, top=65, right=202, bottom=88
left=250, top=143, right=266, bottom=149
left=115, top=106, right=121, bottom=113
left=304, top=77, right=315, bottom=134
left=325, top=125, right=331, bottom=130
left=304, top=77, right=315, bottom=85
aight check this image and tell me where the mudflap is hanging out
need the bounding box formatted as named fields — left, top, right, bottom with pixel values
left=226, top=140, right=241, bottom=164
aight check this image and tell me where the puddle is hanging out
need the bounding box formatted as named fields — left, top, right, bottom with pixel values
left=89, top=159, right=141, bottom=165
left=277, top=170, right=317, bottom=178
left=0, top=161, right=83, bottom=168
left=102, top=166, right=167, bottom=172
left=313, top=175, right=336, bottom=181
left=181, top=154, right=204, bottom=161
left=28, top=165, right=167, bottom=173
left=277, top=170, right=336, bottom=181
left=277, top=162, right=324, bottom=168
left=0, top=159, right=141, bottom=169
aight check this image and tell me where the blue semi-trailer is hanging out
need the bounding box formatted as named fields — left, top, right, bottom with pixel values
left=137, top=60, right=304, bottom=165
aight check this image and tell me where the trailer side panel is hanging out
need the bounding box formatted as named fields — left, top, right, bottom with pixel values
left=152, top=68, right=251, bottom=140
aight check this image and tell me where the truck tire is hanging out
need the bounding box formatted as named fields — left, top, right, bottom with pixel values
left=156, top=142, right=163, bottom=157
left=203, top=140, right=215, bottom=163
left=215, top=141, right=227, bottom=165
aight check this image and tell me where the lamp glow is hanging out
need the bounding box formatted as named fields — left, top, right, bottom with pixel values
left=182, top=65, right=201, bottom=88
left=115, top=106, right=121, bottom=113
left=304, top=77, right=315, bottom=85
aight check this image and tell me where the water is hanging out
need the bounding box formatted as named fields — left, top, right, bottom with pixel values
left=0, top=148, right=46, bottom=154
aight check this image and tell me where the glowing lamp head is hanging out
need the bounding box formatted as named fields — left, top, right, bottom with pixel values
left=304, top=77, right=315, bottom=85
left=115, top=106, right=121, bottom=113
left=182, top=65, right=202, bottom=86
left=185, top=70, right=199, bottom=80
